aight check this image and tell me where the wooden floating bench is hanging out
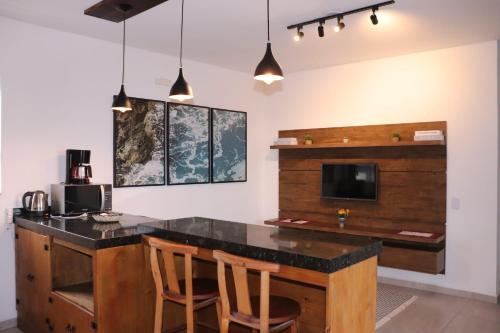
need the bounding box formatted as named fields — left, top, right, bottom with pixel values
left=264, top=219, right=445, bottom=244
left=265, top=219, right=446, bottom=275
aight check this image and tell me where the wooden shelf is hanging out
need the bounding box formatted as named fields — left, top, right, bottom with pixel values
left=264, top=219, right=445, bottom=245
left=53, top=282, right=94, bottom=313
left=270, top=140, right=445, bottom=150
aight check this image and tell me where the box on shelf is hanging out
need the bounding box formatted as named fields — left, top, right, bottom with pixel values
left=273, top=137, right=298, bottom=145
left=414, top=130, right=444, bottom=141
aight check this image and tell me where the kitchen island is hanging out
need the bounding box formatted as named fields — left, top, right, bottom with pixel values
left=14, top=214, right=382, bottom=333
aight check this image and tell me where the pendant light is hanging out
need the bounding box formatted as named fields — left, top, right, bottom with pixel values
left=112, top=4, right=133, bottom=112
left=254, top=0, right=283, bottom=85
left=169, top=0, right=194, bottom=102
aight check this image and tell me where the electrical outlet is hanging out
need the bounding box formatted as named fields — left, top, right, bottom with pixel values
left=5, top=208, right=14, bottom=230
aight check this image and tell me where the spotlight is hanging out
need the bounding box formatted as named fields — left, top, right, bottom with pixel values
left=318, top=21, right=325, bottom=37
left=370, top=8, right=379, bottom=25
left=334, top=16, right=345, bottom=33
left=294, top=26, right=304, bottom=42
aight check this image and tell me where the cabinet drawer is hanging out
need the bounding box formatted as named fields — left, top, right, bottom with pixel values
left=379, top=245, right=445, bottom=274
left=49, top=293, right=95, bottom=333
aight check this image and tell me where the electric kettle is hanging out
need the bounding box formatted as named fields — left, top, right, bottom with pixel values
left=22, top=191, right=49, bottom=216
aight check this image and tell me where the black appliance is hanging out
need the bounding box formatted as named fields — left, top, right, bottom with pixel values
left=51, top=184, right=112, bottom=216
left=66, top=149, right=92, bottom=184
left=321, top=163, right=378, bottom=201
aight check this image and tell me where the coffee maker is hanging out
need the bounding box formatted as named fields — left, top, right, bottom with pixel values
left=66, top=149, right=92, bottom=184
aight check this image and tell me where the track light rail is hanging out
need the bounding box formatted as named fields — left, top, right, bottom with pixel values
left=286, top=0, right=395, bottom=30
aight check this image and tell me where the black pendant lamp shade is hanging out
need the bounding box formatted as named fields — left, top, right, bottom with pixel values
left=254, top=42, right=283, bottom=85
left=169, top=0, right=194, bottom=101
left=254, top=0, right=283, bottom=85
left=170, top=68, right=193, bottom=102
left=112, top=4, right=132, bottom=112
left=112, top=84, right=133, bottom=112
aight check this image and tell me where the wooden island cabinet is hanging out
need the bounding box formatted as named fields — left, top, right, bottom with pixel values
left=15, top=214, right=382, bottom=333
left=14, top=224, right=154, bottom=333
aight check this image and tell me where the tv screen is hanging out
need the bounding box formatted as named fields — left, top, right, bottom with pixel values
left=321, top=164, right=378, bottom=201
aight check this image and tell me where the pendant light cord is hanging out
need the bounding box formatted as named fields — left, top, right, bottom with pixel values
left=179, top=0, right=185, bottom=68
left=122, top=13, right=126, bottom=85
left=267, top=0, right=270, bottom=42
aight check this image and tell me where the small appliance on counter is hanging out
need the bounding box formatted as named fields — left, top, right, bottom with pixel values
left=66, top=149, right=92, bottom=184
left=22, top=190, right=49, bottom=217
left=51, top=183, right=112, bottom=216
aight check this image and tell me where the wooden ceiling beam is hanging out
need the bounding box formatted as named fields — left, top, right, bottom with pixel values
left=84, top=0, right=169, bottom=23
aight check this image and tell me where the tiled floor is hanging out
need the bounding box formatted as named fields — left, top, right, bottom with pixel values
left=2, top=286, right=498, bottom=333
left=376, top=285, right=500, bottom=333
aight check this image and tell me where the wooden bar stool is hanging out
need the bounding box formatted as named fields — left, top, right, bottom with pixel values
left=213, top=250, right=301, bottom=333
left=146, top=237, right=219, bottom=333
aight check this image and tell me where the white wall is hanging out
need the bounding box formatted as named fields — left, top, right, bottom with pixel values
left=0, top=16, right=268, bottom=321
left=263, top=41, right=500, bottom=298
left=497, top=40, right=500, bottom=297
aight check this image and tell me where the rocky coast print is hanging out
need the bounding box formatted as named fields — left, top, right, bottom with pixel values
left=114, top=98, right=165, bottom=187
left=211, top=109, right=247, bottom=183
left=167, top=103, right=210, bottom=184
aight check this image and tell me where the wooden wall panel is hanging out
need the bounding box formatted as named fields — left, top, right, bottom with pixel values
left=277, top=122, right=447, bottom=234
left=280, top=171, right=445, bottom=224
left=280, top=154, right=446, bottom=172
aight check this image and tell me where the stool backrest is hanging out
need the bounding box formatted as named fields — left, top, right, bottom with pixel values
left=146, top=237, right=198, bottom=298
left=212, top=250, right=280, bottom=330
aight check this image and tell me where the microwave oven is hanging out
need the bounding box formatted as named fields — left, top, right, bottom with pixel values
left=51, top=183, right=112, bottom=215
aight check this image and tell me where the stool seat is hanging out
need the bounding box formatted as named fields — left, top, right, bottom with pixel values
left=249, top=296, right=301, bottom=324
left=177, top=278, right=219, bottom=300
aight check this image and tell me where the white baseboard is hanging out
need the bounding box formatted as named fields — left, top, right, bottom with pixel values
left=379, top=276, right=499, bottom=304
left=0, top=318, right=16, bottom=330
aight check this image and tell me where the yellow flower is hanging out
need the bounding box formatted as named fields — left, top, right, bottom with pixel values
left=337, top=208, right=350, bottom=217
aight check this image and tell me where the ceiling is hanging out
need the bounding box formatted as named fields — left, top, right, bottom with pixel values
left=1, top=0, right=500, bottom=73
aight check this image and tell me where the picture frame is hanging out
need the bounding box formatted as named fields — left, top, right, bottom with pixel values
left=167, top=102, right=211, bottom=185
left=211, top=108, right=247, bottom=183
left=113, top=97, right=166, bottom=188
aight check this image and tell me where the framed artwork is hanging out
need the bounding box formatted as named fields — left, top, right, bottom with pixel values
left=167, top=103, right=211, bottom=185
left=113, top=97, right=166, bottom=187
left=211, top=108, right=247, bottom=183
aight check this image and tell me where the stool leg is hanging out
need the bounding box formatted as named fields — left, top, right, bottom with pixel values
left=215, top=299, right=222, bottom=329
left=220, top=318, right=230, bottom=333
left=186, top=304, right=194, bottom=333
left=154, top=297, right=164, bottom=333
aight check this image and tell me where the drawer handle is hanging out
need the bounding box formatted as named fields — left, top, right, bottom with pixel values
left=26, top=273, right=34, bottom=281
left=65, top=324, right=76, bottom=333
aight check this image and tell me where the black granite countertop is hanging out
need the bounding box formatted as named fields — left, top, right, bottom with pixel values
left=14, top=214, right=159, bottom=249
left=15, top=215, right=382, bottom=273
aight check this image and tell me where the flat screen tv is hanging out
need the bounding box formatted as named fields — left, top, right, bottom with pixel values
left=321, top=163, right=378, bottom=201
